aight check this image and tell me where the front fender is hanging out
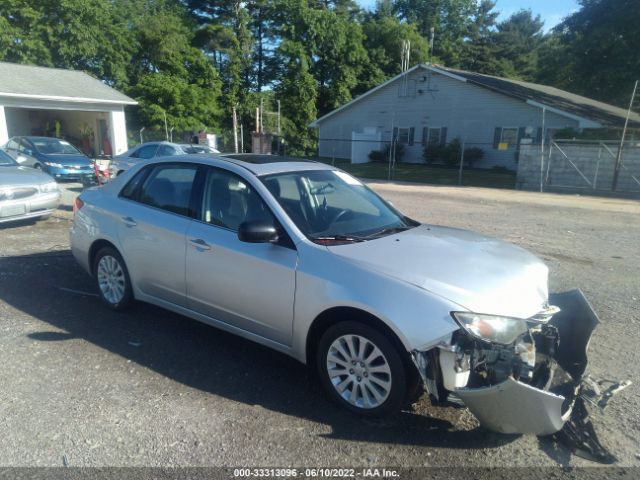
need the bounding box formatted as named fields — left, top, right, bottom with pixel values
left=291, top=245, right=461, bottom=363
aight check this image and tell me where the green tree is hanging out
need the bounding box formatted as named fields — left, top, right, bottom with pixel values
left=0, top=0, right=223, bottom=134
left=459, top=0, right=511, bottom=76
left=0, top=0, right=133, bottom=87
left=393, top=0, right=477, bottom=66
left=538, top=0, right=640, bottom=106
left=189, top=0, right=255, bottom=126
left=493, top=9, right=545, bottom=80
left=362, top=16, right=429, bottom=80
left=276, top=40, right=317, bottom=154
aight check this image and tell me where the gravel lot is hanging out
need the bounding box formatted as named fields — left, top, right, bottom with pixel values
left=0, top=180, right=638, bottom=468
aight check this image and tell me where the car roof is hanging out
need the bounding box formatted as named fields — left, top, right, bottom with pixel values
left=20, top=136, right=63, bottom=141
left=147, top=154, right=335, bottom=176
left=218, top=154, right=333, bottom=176
left=137, top=141, right=175, bottom=147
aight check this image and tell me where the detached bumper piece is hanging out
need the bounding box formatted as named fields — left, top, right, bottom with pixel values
left=455, top=377, right=567, bottom=435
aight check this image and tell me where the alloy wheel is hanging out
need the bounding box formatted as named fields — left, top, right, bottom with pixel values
left=97, top=255, right=126, bottom=305
left=326, top=334, right=392, bottom=409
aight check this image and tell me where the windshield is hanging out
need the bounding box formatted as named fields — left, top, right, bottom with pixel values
left=0, top=149, right=17, bottom=166
left=261, top=170, right=417, bottom=243
left=32, top=138, right=81, bottom=155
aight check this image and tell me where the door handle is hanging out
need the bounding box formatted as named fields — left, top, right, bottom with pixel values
left=189, top=238, right=211, bottom=250
left=121, top=216, right=137, bottom=227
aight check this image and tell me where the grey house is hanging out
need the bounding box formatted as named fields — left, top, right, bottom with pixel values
left=310, top=64, right=640, bottom=170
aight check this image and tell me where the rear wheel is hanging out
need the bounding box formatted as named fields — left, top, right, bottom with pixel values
left=33, top=163, right=42, bottom=170
left=93, top=247, right=133, bottom=311
left=316, top=321, right=407, bottom=416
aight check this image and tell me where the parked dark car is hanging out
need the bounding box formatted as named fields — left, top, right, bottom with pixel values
left=4, top=136, right=94, bottom=181
left=179, top=143, right=220, bottom=154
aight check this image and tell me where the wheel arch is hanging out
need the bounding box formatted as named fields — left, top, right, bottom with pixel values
left=305, top=306, right=412, bottom=368
left=88, top=239, right=121, bottom=276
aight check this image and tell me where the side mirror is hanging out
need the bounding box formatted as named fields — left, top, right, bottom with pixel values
left=237, top=221, right=278, bottom=243
left=23, top=149, right=33, bottom=156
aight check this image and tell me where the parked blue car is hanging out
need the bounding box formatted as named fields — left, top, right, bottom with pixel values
left=3, top=136, right=94, bottom=181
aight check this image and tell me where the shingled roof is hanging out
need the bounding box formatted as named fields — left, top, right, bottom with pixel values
left=437, top=66, right=640, bottom=129
left=311, top=64, right=640, bottom=129
left=0, top=62, right=137, bottom=105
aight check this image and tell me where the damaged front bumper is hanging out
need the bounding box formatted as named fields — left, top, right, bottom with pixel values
left=415, top=289, right=600, bottom=435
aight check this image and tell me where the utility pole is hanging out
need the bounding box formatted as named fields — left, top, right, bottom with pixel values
left=163, top=111, right=168, bottom=141
left=540, top=107, right=546, bottom=193
left=277, top=100, right=281, bottom=135
left=458, top=141, right=465, bottom=186
left=260, top=97, right=264, bottom=134
left=232, top=106, right=239, bottom=154
left=429, top=28, right=435, bottom=65
left=613, top=80, right=638, bottom=191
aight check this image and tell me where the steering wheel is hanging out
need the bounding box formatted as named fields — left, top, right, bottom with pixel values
left=330, top=208, right=352, bottom=225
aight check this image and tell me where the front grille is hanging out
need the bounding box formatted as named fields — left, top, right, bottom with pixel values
left=0, top=187, right=38, bottom=201
left=63, top=164, right=92, bottom=170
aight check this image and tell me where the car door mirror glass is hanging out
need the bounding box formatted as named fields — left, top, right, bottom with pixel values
left=237, top=221, right=278, bottom=243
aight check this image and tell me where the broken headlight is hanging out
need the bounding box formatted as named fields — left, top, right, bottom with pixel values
left=451, top=312, right=528, bottom=345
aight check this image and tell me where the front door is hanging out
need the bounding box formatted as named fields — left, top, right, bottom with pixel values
left=185, top=166, right=297, bottom=346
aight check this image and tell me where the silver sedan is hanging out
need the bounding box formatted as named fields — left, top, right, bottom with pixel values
left=0, top=149, right=60, bottom=224
left=70, top=155, right=598, bottom=435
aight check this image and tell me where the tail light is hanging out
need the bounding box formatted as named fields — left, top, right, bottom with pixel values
left=73, top=197, right=84, bottom=215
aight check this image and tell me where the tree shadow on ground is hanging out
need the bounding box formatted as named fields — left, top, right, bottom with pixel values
left=1, top=251, right=521, bottom=452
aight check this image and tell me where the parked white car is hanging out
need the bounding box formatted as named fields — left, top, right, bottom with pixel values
left=70, top=154, right=598, bottom=435
left=0, top=148, right=60, bottom=224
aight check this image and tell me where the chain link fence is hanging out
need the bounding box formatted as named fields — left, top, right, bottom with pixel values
left=518, top=140, right=640, bottom=197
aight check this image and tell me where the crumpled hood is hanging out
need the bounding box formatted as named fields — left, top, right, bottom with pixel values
left=0, top=166, right=55, bottom=186
left=327, top=225, right=549, bottom=319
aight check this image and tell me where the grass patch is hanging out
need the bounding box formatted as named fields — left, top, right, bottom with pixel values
left=316, top=159, right=516, bottom=189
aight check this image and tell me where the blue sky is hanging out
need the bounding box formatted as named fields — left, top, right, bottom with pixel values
left=356, top=0, right=580, bottom=31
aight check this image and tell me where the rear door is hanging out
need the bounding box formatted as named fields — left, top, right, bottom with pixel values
left=156, top=144, right=181, bottom=158
left=185, top=166, right=297, bottom=346
left=116, top=162, right=199, bottom=306
left=119, top=144, right=159, bottom=171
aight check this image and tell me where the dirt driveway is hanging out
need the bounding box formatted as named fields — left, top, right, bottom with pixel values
left=0, top=181, right=638, bottom=468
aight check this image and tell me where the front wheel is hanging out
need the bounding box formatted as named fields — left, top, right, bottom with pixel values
left=93, top=247, right=133, bottom=311
left=316, top=321, right=407, bottom=416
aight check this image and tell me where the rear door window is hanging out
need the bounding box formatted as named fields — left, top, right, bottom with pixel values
left=6, top=139, right=19, bottom=151
left=157, top=144, right=180, bottom=157
left=131, top=144, right=158, bottom=159
left=137, top=164, right=198, bottom=216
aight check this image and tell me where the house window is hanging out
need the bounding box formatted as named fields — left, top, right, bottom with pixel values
left=422, top=127, right=447, bottom=146
left=499, top=127, right=518, bottom=148
left=394, top=127, right=415, bottom=145
left=427, top=127, right=442, bottom=145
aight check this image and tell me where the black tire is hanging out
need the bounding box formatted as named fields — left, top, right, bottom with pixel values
left=316, top=321, right=407, bottom=417
left=33, top=163, right=42, bottom=170
left=92, top=246, right=134, bottom=311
